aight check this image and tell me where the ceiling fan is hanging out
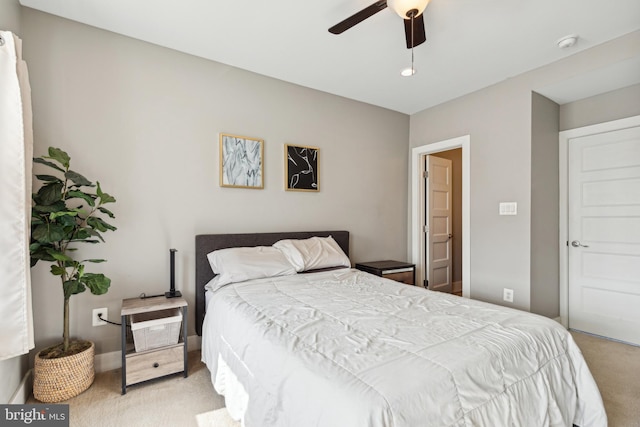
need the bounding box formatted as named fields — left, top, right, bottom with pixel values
left=328, top=0, right=431, bottom=49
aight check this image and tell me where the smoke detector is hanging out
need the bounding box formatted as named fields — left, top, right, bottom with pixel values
left=557, top=35, right=578, bottom=49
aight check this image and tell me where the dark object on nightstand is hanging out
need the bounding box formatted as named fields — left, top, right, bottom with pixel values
left=165, top=249, right=182, bottom=298
left=355, top=260, right=416, bottom=286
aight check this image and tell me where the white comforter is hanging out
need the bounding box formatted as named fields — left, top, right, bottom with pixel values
left=201, top=268, right=606, bottom=427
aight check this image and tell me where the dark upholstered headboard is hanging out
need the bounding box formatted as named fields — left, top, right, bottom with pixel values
left=195, top=231, right=349, bottom=335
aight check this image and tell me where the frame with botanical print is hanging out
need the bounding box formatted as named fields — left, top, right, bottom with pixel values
left=220, top=133, right=264, bottom=189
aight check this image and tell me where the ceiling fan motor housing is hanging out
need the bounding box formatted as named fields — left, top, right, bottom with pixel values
left=387, top=0, right=431, bottom=18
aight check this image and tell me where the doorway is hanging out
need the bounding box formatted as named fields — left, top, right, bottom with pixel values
left=559, top=115, right=640, bottom=346
left=410, top=135, right=470, bottom=297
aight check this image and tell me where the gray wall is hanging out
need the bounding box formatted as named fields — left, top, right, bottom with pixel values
left=409, top=31, right=640, bottom=310
left=530, top=92, right=559, bottom=318
left=21, top=8, right=411, bottom=355
left=21, top=8, right=410, bottom=355
left=0, top=0, right=27, bottom=404
left=410, top=80, right=534, bottom=310
left=0, top=0, right=21, bottom=34
left=560, top=83, right=640, bottom=131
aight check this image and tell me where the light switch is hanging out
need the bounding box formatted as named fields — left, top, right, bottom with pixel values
left=499, top=202, right=517, bottom=215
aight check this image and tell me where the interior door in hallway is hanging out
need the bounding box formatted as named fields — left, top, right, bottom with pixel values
left=425, top=155, right=452, bottom=293
left=568, top=124, right=640, bottom=346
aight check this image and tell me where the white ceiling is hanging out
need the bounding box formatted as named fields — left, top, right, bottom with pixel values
left=19, top=0, right=640, bottom=114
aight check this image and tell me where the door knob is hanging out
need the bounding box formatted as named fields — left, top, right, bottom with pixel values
left=448, top=234, right=453, bottom=239
left=571, top=240, right=589, bottom=248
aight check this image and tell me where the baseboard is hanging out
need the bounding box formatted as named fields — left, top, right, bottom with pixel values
left=9, top=369, right=33, bottom=404
left=95, top=334, right=202, bottom=373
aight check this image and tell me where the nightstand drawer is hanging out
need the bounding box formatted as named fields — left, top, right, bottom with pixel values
left=126, top=345, right=184, bottom=385
left=384, top=270, right=414, bottom=285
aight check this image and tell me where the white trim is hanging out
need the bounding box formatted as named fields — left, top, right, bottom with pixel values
left=410, top=135, right=471, bottom=297
left=95, top=334, right=202, bottom=373
left=558, top=115, right=640, bottom=329
left=9, top=369, right=33, bottom=404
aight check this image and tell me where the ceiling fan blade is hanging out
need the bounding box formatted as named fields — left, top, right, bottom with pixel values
left=404, top=13, right=426, bottom=48
left=329, top=0, right=388, bottom=34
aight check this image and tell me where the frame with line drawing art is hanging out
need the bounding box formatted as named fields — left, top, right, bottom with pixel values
left=220, top=133, right=264, bottom=189
left=285, top=144, right=319, bottom=192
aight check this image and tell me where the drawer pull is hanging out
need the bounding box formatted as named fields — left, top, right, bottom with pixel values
left=153, top=362, right=159, bottom=368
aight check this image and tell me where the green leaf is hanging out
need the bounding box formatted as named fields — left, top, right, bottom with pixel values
left=33, top=157, right=65, bottom=173
left=63, top=280, right=85, bottom=298
left=83, top=259, right=106, bottom=263
left=96, top=182, right=116, bottom=204
left=55, top=214, right=77, bottom=228
left=32, top=223, right=66, bottom=243
left=97, top=206, right=115, bottom=218
left=33, top=201, right=66, bottom=214
left=70, top=239, right=100, bottom=244
left=87, top=217, right=117, bottom=233
left=46, top=249, right=73, bottom=262
left=63, top=260, right=77, bottom=267
left=81, top=273, right=110, bottom=295
left=29, top=242, right=41, bottom=252
left=65, top=170, right=92, bottom=187
left=46, top=147, right=70, bottom=169
left=30, top=246, right=56, bottom=264
left=73, top=228, right=104, bottom=242
left=30, top=216, right=44, bottom=225
left=67, top=190, right=96, bottom=207
left=49, top=211, right=78, bottom=220
left=36, top=174, right=63, bottom=183
left=36, top=182, right=64, bottom=205
left=50, top=265, right=66, bottom=276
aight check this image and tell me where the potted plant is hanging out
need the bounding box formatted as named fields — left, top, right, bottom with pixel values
left=30, top=147, right=117, bottom=402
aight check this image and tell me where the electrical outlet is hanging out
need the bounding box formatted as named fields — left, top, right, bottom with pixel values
left=93, top=308, right=108, bottom=326
left=503, top=288, right=514, bottom=303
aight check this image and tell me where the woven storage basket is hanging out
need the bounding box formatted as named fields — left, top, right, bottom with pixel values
left=33, top=341, right=95, bottom=403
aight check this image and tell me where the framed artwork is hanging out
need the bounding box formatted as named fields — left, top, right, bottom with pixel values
left=220, top=133, right=264, bottom=189
left=285, top=144, right=319, bottom=192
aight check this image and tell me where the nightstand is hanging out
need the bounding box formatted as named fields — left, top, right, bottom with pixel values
left=120, top=296, right=188, bottom=394
left=355, top=260, right=416, bottom=286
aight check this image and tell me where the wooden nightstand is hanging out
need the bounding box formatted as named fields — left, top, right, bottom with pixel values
left=120, top=296, right=188, bottom=394
left=355, top=260, right=416, bottom=286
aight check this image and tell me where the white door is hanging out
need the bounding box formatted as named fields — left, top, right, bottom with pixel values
left=425, top=155, right=453, bottom=293
left=568, top=125, right=640, bottom=346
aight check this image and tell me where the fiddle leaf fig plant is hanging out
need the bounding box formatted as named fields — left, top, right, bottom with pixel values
left=30, top=147, right=117, bottom=357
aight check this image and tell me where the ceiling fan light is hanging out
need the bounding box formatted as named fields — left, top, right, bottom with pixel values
left=387, top=0, right=431, bottom=19
left=401, top=67, right=416, bottom=77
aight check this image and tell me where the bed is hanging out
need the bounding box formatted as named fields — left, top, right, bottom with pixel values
left=196, top=231, right=607, bottom=427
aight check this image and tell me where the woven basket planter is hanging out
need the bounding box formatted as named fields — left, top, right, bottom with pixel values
left=33, top=341, right=95, bottom=403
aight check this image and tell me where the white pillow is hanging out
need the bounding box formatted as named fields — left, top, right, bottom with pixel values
left=273, top=236, right=350, bottom=272
left=205, top=246, right=297, bottom=291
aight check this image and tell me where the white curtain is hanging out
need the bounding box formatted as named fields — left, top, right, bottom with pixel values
left=0, top=31, right=34, bottom=360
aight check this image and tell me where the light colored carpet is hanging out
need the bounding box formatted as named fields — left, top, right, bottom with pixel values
left=195, top=409, right=239, bottom=427
left=28, top=350, right=230, bottom=427
left=28, top=332, right=639, bottom=426
left=570, top=331, right=640, bottom=427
